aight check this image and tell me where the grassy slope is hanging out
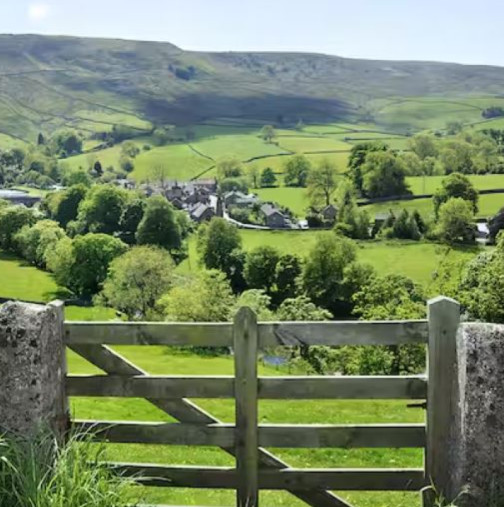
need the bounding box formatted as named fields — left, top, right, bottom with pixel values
left=69, top=346, right=424, bottom=507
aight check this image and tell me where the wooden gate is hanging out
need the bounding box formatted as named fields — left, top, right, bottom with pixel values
left=64, top=296, right=460, bottom=507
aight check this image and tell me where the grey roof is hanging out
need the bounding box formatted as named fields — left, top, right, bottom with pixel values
left=191, top=203, right=214, bottom=219
left=261, top=203, right=284, bottom=217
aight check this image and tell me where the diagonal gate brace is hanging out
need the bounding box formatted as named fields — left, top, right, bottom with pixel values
left=69, top=343, right=353, bottom=507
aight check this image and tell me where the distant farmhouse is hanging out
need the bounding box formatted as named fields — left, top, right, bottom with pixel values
left=0, top=190, right=40, bottom=207
left=260, top=203, right=290, bottom=228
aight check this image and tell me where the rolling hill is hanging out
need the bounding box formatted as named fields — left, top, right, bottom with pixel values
left=2, top=34, right=504, bottom=142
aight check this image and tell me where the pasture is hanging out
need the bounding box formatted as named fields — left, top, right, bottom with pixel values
left=68, top=345, right=424, bottom=507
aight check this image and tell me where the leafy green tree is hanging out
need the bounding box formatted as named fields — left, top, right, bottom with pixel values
left=260, top=125, right=276, bottom=143
left=94, top=160, right=103, bottom=177
left=433, top=172, right=478, bottom=217
left=246, top=165, right=260, bottom=189
left=120, top=156, right=134, bottom=173
left=50, top=129, right=83, bottom=156
left=14, top=220, right=66, bottom=268
left=347, top=142, right=388, bottom=193
left=284, top=155, right=311, bottom=187
left=198, top=218, right=242, bottom=275
left=244, top=246, right=280, bottom=294
left=276, top=296, right=331, bottom=321
left=381, top=209, right=421, bottom=240
left=216, top=158, right=243, bottom=179
left=100, top=246, right=175, bottom=319
left=306, top=159, right=338, bottom=207
left=334, top=180, right=370, bottom=239
left=62, top=169, right=92, bottom=187
left=302, top=234, right=357, bottom=316
left=77, top=185, right=130, bottom=234
left=439, top=140, right=475, bottom=174
left=407, top=132, right=438, bottom=160
left=46, top=185, right=88, bottom=228
left=0, top=205, right=37, bottom=251
left=118, top=198, right=146, bottom=245
left=158, top=270, right=234, bottom=322
left=121, top=141, right=140, bottom=158
left=458, top=241, right=504, bottom=323
left=362, top=151, right=410, bottom=198
left=233, top=290, right=275, bottom=320
left=260, top=167, right=277, bottom=187
left=435, top=197, right=476, bottom=244
left=220, top=177, right=249, bottom=194
left=47, top=234, right=127, bottom=297
left=136, top=196, right=182, bottom=251
left=274, top=254, right=302, bottom=304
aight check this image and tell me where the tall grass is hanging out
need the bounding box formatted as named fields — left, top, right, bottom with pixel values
left=0, top=430, right=134, bottom=507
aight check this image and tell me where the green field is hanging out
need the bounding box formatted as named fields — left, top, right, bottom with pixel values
left=254, top=187, right=310, bottom=216
left=69, top=346, right=425, bottom=507
left=277, top=135, right=352, bottom=153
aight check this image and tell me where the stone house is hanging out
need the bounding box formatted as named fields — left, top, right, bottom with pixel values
left=260, top=203, right=289, bottom=228
left=190, top=203, right=215, bottom=223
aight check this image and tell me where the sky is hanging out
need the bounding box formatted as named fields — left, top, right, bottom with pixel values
left=1, top=0, right=503, bottom=66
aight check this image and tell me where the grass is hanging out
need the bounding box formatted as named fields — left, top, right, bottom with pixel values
left=68, top=346, right=425, bottom=507
left=277, top=136, right=351, bottom=153
left=407, top=174, right=504, bottom=195
left=254, top=186, right=309, bottom=216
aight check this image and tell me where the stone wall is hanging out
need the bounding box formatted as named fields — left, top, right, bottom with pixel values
left=0, top=301, right=68, bottom=436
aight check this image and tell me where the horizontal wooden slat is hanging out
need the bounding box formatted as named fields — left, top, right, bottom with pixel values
left=259, top=320, right=428, bottom=346
left=64, top=320, right=428, bottom=347
left=64, top=322, right=233, bottom=347
left=74, top=420, right=426, bottom=448
left=108, top=463, right=426, bottom=491
left=67, top=374, right=427, bottom=400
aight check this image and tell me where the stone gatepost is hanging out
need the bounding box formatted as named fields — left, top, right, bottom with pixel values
left=449, top=323, right=504, bottom=506
left=0, top=300, right=68, bottom=437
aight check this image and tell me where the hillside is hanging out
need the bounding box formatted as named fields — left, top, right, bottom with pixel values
left=3, top=34, right=504, bottom=142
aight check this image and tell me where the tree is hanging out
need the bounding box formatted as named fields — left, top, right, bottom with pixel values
left=232, top=290, right=275, bottom=320
left=284, top=155, right=311, bottom=187
left=407, top=132, right=438, bottom=160
left=362, top=151, right=410, bottom=198
left=120, top=156, right=134, bottom=173
left=306, top=159, right=338, bottom=207
left=381, top=209, right=421, bottom=240
left=348, top=142, right=388, bottom=193
left=274, top=254, right=302, bottom=305
left=246, top=165, right=260, bottom=189
left=151, top=165, right=170, bottom=190
left=260, top=167, right=277, bottom=187
left=458, top=239, right=504, bottom=323
left=121, top=141, right=140, bottom=158
left=94, top=160, right=103, bottom=177
left=0, top=205, right=36, bottom=251
left=334, top=180, right=370, bottom=239
left=47, top=234, right=127, bottom=297
left=50, top=129, right=83, bottom=156
left=100, top=246, right=175, bottom=320
left=219, top=177, right=249, bottom=194
left=439, top=140, right=475, bottom=174
left=433, top=173, right=478, bottom=217
left=216, top=158, right=243, bottom=180
left=37, top=132, right=45, bottom=146
left=489, top=207, right=504, bottom=243
left=77, top=184, right=130, bottom=234
left=276, top=296, right=331, bottom=321
left=435, top=198, right=476, bottom=244
left=47, top=184, right=88, bottom=228
left=14, top=220, right=66, bottom=268
left=136, top=196, right=182, bottom=251
left=198, top=218, right=242, bottom=275
left=260, top=125, right=276, bottom=143
left=119, top=198, right=146, bottom=245
left=244, top=246, right=280, bottom=294
left=302, top=234, right=358, bottom=316
left=63, top=169, right=92, bottom=187
left=158, top=270, right=234, bottom=322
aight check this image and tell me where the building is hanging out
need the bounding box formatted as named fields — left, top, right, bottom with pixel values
left=260, top=203, right=289, bottom=228
left=321, top=204, right=338, bottom=223
left=224, top=191, right=258, bottom=209
left=190, top=203, right=215, bottom=223
left=0, top=190, right=40, bottom=208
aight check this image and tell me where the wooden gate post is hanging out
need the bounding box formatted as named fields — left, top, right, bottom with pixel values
left=234, top=307, right=259, bottom=507
left=424, top=296, right=460, bottom=506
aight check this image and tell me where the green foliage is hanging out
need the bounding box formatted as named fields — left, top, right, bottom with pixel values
left=50, top=129, right=83, bottom=157
left=219, top=177, right=249, bottom=194
left=62, top=168, right=92, bottom=187
left=118, top=197, right=146, bottom=245
left=233, top=289, right=275, bottom=320
left=121, top=140, right=140, bottom=158
left=408, top=132, right=438, bottom=160
left=260, top=167, right=277, bottom=187
left=0, top=430, right=132, bottom=507
left=260, top=125, right=276, bottom=143
left=334, top=180, right=370, bottom=239
left=244, top=246, right=280, bottom=293
left=362, top=151, right=410, bottom=198
left=274, top=254, right=302, bottom=304
left=136, top=195, right=182, bottom=251
left=100, top=246, right=175, bottom=319
left=216, top=158, right=243, bottom=179
left=0, top=205, right=37, bottom=251
left=47, top=233, right=127, bottom=297
left=435, top=197, right=476, bottom=244
left=77, top=185, right=130, bottom=234
left=433, top=172, right=479, bottom=217
left=380, top=209, right=421, bottom=240
left=459, top=237, right=504, bottom=322
left=302, top=234, right=359, bottom=316
left=119, top=156, right=134, bottom=173
left=276, top=295, right=331, bottom=321
left=306, top=158, right=338, bottom=207
left=284, top=155, right=311, bottom=187
left=348, top=141, right=388, bottom=193
left=158, top=270, right=234, bottom=322
left=14, top=220, right=66, bottom=268
left=45, top=184, right=88, bottom=228
left=198, top=218, right=242, bottom=276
